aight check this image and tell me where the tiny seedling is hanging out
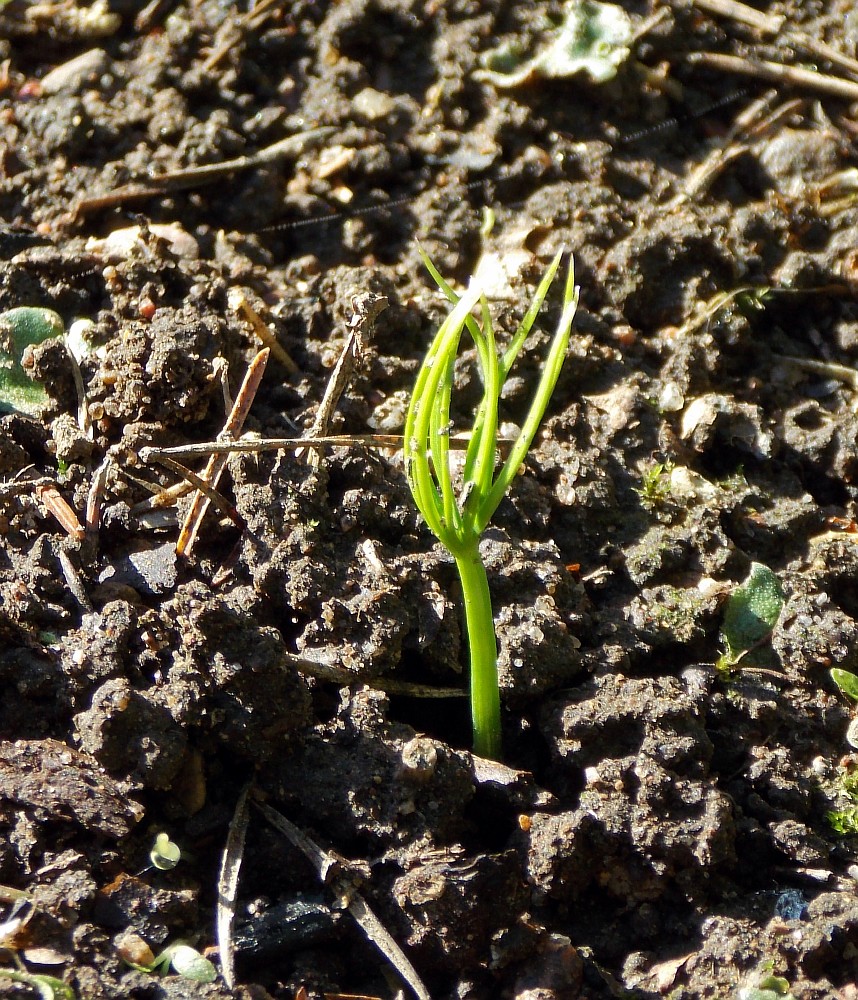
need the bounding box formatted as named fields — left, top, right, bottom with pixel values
left=404, top=248, right=579, bottom=760
left=124, top=940, right=217, bottom=983
left=826, top=803, right=858, bottom=836
left=149, top=831, right=182, bottom=871
left=634, top=460, right=674, bottom=509
left=0, top=968, right=75, bottom=1000
left=0, top=891, right=77, bottom=997
left=826, top=765, right=858, bottom=835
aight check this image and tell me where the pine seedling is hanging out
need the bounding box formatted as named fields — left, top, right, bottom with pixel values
left=404, top=249, right=579, bottom=759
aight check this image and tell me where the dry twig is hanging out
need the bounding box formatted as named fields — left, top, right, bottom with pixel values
left=216, top=783, right=252, bottom=989
left=663, top=90, right=791, bottom=208
left=228, top=289, right=299, bottom=373
left=85, top=454, right=112, bottom=534
left=688, top=52, right=858, bottom=101
left=296, top=292, right=389, bottom=466
left=202, top=0, right=283, bottom=72
left=73, top=127, right=335, bottom=219
left=58, top=548, right=92, bottom=613
left=254, top=800, right=431, bottom=1000
left=138, top=432, right=507, bottom=462
left=174, top=348, right=269, bottom=557
left=36, top=483, right=84, bottom=540
left=690, top=0, right=858, bottom=80
left=148, top=453, right=246, bottom=535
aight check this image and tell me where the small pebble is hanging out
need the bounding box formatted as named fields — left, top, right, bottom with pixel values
left=399, top=737, right=438, bottom=784
left=658, top=380, right=684, bottom=412
left=352, top=87, right=397, bottom=122
left=41, top=49, right=110, bottom=95
left=774, top=889, right=807, bottom=921
left=87, top=223, right=199, bottom=262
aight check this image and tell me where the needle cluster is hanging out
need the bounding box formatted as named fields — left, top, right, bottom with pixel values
left=404, top=249, right=579, bottom=759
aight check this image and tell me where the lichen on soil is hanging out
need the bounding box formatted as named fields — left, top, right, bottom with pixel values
left=2, top=1, right=858, bottom=998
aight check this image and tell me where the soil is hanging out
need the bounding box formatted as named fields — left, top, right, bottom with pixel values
left=2, top=1, right=858, bottom=998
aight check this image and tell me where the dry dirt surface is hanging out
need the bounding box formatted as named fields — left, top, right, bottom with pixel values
left=2, top=1, right=858, bottom=998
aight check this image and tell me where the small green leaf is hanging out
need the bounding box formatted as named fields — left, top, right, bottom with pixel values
left=720, top=563, right=784, bottom=664
left=167, top=944, right=217, bottom=983
left=474, top=0, right=632, bottom=88
left=0, top=307, right=64, bottom=352
left=0, top=306, right=65, bottom=416
left=738, top=978, right=795, bottom=1000
left=0, top=380, right=49, bottom=415
left=830, top=668, right=858, bottom=702
left=715, top=653, right=736, bottom=679
left=757, top=976, right=791, bottom=995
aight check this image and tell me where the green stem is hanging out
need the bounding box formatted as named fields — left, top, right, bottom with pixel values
left=454, top=546, right=501, bottom=759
